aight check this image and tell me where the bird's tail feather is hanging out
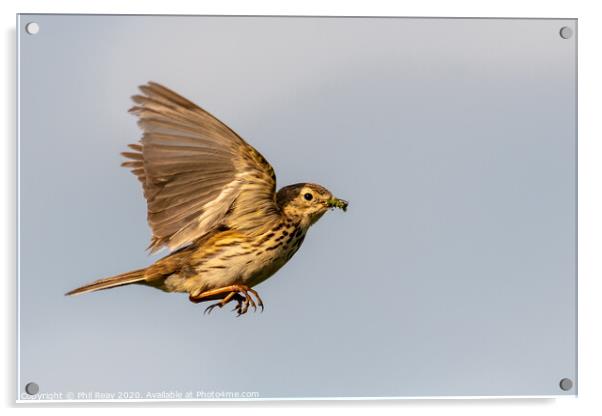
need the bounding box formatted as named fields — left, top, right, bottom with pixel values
left=65, top=268, right=147, bottom=296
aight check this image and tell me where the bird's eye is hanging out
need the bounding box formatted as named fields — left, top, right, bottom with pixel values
left=304, top=193, right=313, bottom=201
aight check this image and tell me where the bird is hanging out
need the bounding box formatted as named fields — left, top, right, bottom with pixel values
left=66, top=82, right=348, bottom=315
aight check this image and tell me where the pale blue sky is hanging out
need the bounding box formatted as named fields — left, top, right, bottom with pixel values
left=18, top=15, right=576, bottom=399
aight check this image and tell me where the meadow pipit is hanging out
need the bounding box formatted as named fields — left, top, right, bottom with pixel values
left=66, top=82, right=348, bottom=315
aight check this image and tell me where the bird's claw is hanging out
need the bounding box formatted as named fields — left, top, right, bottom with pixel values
left=233, top=288, right=264, bottom=316
left=195, top=285, right=264, bottom=316
left=204, top=303, right=222, bottom=315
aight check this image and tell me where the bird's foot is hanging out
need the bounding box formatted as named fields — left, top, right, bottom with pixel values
left=232, top=287, right=264, bottom=316
left=191, top=284, right=264, bottom=316
left=204, top=292, right=244, bottom=315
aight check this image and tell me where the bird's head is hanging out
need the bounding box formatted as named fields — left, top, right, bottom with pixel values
left=276, top=183, right=348, bottom=226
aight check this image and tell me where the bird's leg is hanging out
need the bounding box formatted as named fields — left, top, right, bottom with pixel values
left=204, top=291, right=239, bottom=315
left=189, top=285, right=247, bottom=303
left=189, top=284, right=263, bottom=315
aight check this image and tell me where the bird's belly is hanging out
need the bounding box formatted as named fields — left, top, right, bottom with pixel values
left=165, top=226, right=306, bottom=295
left=242, top=246, right=297, bottom=287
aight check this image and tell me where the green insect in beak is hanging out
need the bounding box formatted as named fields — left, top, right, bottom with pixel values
left=326, top=198, right=349, bottom=212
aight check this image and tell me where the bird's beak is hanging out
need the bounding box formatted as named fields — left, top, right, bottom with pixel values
left=326, top=197, right=348, bottom=212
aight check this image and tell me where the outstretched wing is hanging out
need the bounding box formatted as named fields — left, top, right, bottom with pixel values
left=123, top=82, right=279, bottom=253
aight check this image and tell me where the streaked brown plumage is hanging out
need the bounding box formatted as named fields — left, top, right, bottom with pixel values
left=66, top=82, right=347, bottom=315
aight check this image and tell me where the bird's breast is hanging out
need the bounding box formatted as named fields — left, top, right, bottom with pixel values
left=170, top=221, right=308, bottom=294
left=242, top=222, right=307, bottom=287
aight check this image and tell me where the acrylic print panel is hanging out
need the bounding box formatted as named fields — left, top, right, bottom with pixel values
left=17, top=15, right=577, bottom=401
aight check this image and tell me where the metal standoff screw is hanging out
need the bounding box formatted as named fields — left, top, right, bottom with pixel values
left=559, top=378, right=573, bottom=391
left=559, top=26, right=573, bottom=39
left=25, top=22, right=40, bottom=35
left=25, top=382, right=39, bottom=395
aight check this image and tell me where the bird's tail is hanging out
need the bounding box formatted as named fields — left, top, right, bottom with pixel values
left=65, top=268, right=147, bottom=296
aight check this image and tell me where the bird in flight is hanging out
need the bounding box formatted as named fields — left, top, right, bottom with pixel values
left=66, top=82, right=348, bottom=315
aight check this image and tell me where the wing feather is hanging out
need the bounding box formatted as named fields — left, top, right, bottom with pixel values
left=123, top=82, right=279, bottom=252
